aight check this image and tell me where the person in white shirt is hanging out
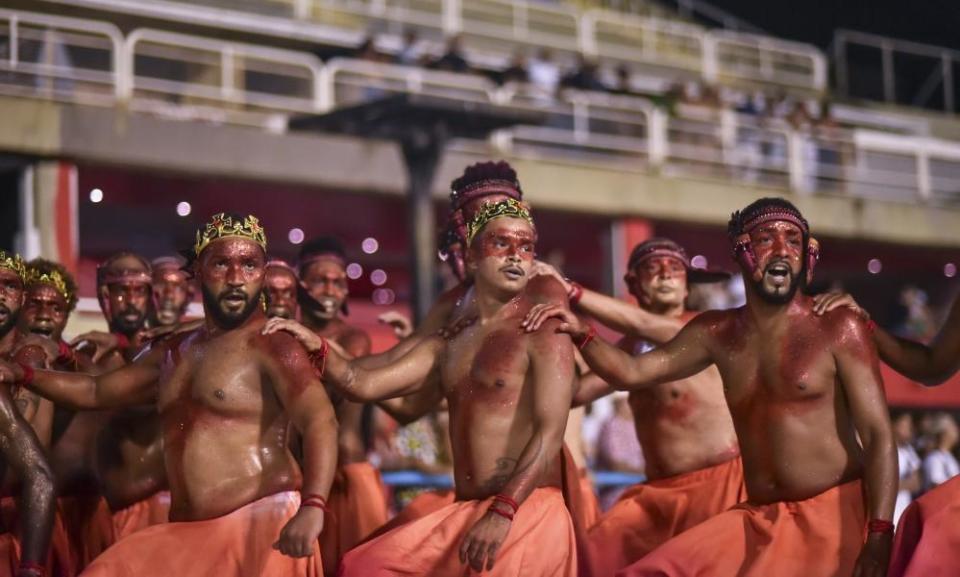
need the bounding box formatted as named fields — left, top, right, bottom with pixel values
left=922, top=412, right=960, bottom=491
left=892, top=411, right=921, bottom=524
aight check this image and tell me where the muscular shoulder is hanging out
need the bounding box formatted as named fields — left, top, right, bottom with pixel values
left=524, top=274, right=568, bottom=306
left=258, top=330, right=312, bottom=370
left=820, top=307, right=873, bottom=350
left=337, top=325, right=371, bottom=357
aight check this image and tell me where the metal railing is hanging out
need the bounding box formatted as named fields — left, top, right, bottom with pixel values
left=0, top=9, right=122, bottom=104
left=834, top=29, right=959, bottom=114
left=4, top=10, right=959, bottom=206
left=34, top=0, right=827, bottom=93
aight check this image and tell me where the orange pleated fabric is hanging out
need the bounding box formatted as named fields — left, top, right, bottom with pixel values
left=588, top=457, right=746, bottom=577
left=57, top=496, right=114, bottom=572
left=338, top=488, right=576, bottom=577
left=889, top=475, right=960, bottom=577
left=0, top=497, right=75, bottom=577
left=320, top=462, right=389, bottom=574
left=80, top=492, right=321, bottom=577
left=111, top=491, right=170, bottom=542
left=365, top=489, right=456, bottom=543
left=619, top=479, right=866, bottom=577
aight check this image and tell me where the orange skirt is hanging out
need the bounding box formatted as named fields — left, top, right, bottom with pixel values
left=889, top=475, right=960, bottom=577
left=57, top=496, right=115, bottom=571
left=0, top=497, right=75, bottom=577
left=619, top=479, right=866, bottom=577
left=81, top=492, right=321, bottom=577
left=365, top=489, right=456, bottom=543
left=320, top=462, right=388, bottom=573
left=111, top=491, right=170, bottom=542
left=339, top=488, right=577, bottom=577
left=588, top=457, right=746, bottom=577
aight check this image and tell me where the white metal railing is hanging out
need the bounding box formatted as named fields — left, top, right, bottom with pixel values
left=4, top=10, right=959, bottom=205
left=0, top=9, right=122, bottom=103
left=834, top=29, right=959, bottom=114
left=35, top=0, right=826, bottom=93
left=122, top=28, right=324, bottom=120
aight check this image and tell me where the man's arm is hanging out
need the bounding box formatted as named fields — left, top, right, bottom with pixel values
left=261, top=332, right=338, bottom=558
left=0, top=347, right=162, bottom=410
left=0, top=385, right=55, bottom=568
left=263, top=318, right=443, bottom=402
left=336, top=330, right=372, bottom=463
left=523, top=304, right=714, bottom=390
left=832, top=310, right=896, bottom=577
left=460, top=318, right=577, bottom=572
left=376, top=384, right=444, bottom=425
left=531, top=261, right=684, bottom=343
left=815, top=292, right=960, bottom=385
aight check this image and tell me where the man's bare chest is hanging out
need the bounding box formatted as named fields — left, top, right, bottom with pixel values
left=440, top=322, right=530, bottom=400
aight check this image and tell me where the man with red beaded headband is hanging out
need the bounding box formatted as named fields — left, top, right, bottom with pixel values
left=265, top=197, right=579, bottom=576
left=528, top=238, right=745, bottom=576
left=523, top=197, right=896, bottom=577
left=295, top=237, right=387, bottom=574
left=0, top=251, right=58, bottom=577
left=0, top=213, right=337, bottom=577
left=264, top=260, right=299, bottom=320
left=150, top=257, right=194, bottom=329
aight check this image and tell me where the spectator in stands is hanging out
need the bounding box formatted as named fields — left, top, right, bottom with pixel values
left=595, top=392, right=644, bottom=508
left=923, top=413, right=960, bottom=491
left=528, top=48, right=560, bottom=100
left=814, top=100, right=847, bottom=191
left=396, top=29, right=421, bottom=66
left=561, top=53, right=606, bottom=92
left=896, top=286, right=937, bottom=342
left=429, top=35, right=469, bottom=73
left=892, top=410, right=922, bottom=524
left=609, top=64, right=635, bottom=96
left=498, top=49, right=529, bottom=85
left=356, top=35, right=385, bottom=63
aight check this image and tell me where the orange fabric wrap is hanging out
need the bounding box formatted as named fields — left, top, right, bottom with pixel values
left=320, top=462, right=388, bottom=573
left=364, top=489, right=456, bottom=543
left=57, top=496, right=114, bottom=572
left=619, top=479, right=866, bottom=577
left=80, top=492, right=321, bottom=577
left=889, top=475, right=960, bottom=577
left=111, top=491, right=171, bottom=542
left=0, top=497, right=75, bottom=577
left=589, top=457, right=746, bottom=576
left=339, top=487, right=576, bottom=577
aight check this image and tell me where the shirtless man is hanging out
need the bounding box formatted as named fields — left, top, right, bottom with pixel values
left=264, top=260, right=298, bottom=320
left=0, top=251, right=57, bottom=577
left=268, top=198, right=578, bottom=576
left=295, top=236, right=384, bottom=573
left=150, top=256, right=193, bottom=329
left=0, top=213, right=337, bottom=577
left=532, top=238, right=744, bottom=576
left=524, top=197, right=896, bottom=577
left=813, top=285, right=960, bottom=577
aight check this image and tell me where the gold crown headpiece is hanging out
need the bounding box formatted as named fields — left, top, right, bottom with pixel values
left=465, top=198, right=535, bottom=246
left=0, top=251, right=26, bottom=281
left=27, top=267, right=76, bottom=306
left=194, top=213, right=267, bottom=257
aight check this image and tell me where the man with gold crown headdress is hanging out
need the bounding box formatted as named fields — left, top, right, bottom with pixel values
left=265, top=195, right=580, bottom=576
left=0, top=250, right=59, bottom=577
left=0, top=214, right=337, bottom=577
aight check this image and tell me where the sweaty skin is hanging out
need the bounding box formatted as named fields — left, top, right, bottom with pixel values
left=0, top=238, right=338, bottom=558
left=269, top=217, right=577, bottom=572
left=538, top=257, right=739, bottom=480
left=526, top=220, right=897, bottom=576
left=0, top=268, right=57, bottom=568
left=264, top=267, right=298, bottom=321
left=152, top=264, right=193, bottom=328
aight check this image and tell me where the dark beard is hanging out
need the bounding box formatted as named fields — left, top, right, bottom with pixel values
left=202, top=284, right=260, bottom=330
left=752, top=261, right=807, bottom=305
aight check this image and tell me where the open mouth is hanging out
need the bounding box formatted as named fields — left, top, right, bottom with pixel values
left=30, top=326, right=54, bottom=337
left=220, top=293, right=247, bottom=307
left=764, top=262, right=792, bottom=286
left=317, top=298, right=338, bottom=313
left=501, top=266, right=524, bottom=281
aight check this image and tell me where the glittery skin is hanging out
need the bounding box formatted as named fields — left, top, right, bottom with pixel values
left=264, top=267, right=299, bottom=320
left=98, top=254, right=152, bottom=338
left=300, top=259, right=348, bottom=323
left=152, top=265, right=193, bottom=328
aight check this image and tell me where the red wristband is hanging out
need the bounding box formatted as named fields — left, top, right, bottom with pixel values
left=867, top=519, right=894, bottom=534
left=487, top=505, right=514, bottom=522
left=56, top=340, right=75, bottom=365
left=114, top=333, right=131, bottom=350
left=15, top=362, right=34, bottom=387
left=572, top=325, right=596, bottom=351
left=308, top=339, right=329, bottom=379
left=492, top=494, right=519, bottom=514
left=567, top=282, right=584, bottom=307
left=300, top=493, right=330, bottom=512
